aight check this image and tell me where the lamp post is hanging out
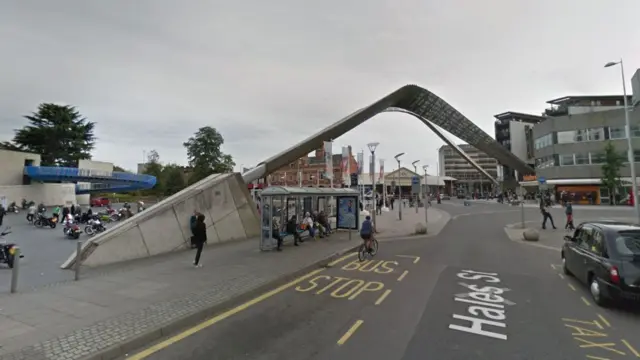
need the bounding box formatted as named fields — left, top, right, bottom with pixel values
left=605, top=59, right=640, bottom=222
left=367, top=142, right=380, bottom=229
left=423, top=165, right=429, bottom=226
left=394, top=152, right=405, bottom=220
left=412, top=160, right=420, bottom=213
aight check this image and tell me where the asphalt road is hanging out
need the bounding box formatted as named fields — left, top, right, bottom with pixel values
left=130, top=201, right=640, bottom=360
left=0, top=204, right=132, bottom=292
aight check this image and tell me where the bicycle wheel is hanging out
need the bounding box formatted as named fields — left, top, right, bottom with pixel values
left=357, top=244, right=368, bottom=262
left=370, top=239, right=379, bottom=256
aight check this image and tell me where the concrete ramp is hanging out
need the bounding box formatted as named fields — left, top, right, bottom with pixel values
left=62, top=173, right=260, bottom=268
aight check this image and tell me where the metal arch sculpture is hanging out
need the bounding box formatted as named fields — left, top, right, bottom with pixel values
left=242, top=84, right=534, bottom=183
left=383, top=107, right=498, bottom=185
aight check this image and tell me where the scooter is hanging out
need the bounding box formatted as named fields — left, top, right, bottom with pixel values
left=34, top=213, right=57, bottom=228
left=0, top=227, right=24, bottom=268
left=63, top=222, right=82, bottom=239
left=7, top=203, right=19, bottom=214
left=84, top=218, right=106, bottom=236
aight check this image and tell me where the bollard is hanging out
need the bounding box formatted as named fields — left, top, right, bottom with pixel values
left=520, top=199, right=525, bottom=229
left=348, top=228, right=352, bottom=240
left=10, top=247, right=20, bottom=294
left=74, top=240, right=82, bottom=281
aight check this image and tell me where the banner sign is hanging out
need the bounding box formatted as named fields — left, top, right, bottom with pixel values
left=357, top=151, right=364, bottom=175
left=379, top=159, right=385, bottom=182
left=341, top=146, right=349, bottom=184
left=324, top=141, right=333, bottom=180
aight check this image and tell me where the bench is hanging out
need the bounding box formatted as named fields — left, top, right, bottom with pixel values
left=280, top=225, right=310, bottom=243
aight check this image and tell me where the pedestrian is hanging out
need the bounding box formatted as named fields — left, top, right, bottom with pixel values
left=192, top=214, right=207, bottom=267
left=0, top=204, right=5, bottom=226
left=189, top=210, right=199, bottom=248
left=53, top=205, right=61, bottom=222
left=540, top=198, right=556, bottom=230
left=565, top=200, right=575, bottom=231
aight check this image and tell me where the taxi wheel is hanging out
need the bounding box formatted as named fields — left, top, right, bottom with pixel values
left=562, top=256, right=571, bottom=276
left=589, top=276, right=609, bottom=307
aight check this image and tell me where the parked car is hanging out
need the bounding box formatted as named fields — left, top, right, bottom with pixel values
left=90, top=197, right=110, bottom=207
left=561, top=221, right=640, bottom=307
left=441, top=195, right=451, bottom=200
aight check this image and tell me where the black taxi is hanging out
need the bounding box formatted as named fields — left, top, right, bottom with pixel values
left=562, top=221, right=640, bottom=307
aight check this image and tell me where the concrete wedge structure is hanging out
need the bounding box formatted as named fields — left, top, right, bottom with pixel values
left=62, top=173, right=260, bottom=268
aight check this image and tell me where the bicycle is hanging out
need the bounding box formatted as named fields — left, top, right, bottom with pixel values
left=357, top=237, right=379, bottom=262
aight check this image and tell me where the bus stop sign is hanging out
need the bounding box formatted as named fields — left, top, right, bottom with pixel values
left=411, top=176, right=421, bottom=195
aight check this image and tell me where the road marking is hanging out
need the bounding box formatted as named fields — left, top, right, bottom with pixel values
left=397, top=270, right=408, bottom=281
left=127, top=268, right=326, bottom=359
left=375, top=289, right=392, bottom=305
left=337, top=320, right=364, bottom=345
left=328, top=252, right=358, bottom=267
left=622, top=339, right=640, bottom=358
left=558, top=273, right=565, bottom=280
left=586, top=356, right=611, bottom=360
left=597, top=314, right=611, bottom=328
left=568, top=283, right=577, bottom=291
left=581, top=297, right=592, bottom=306
left=550, top=264, right=557, bottom=270
left=396, top=255, right=420, bottom=264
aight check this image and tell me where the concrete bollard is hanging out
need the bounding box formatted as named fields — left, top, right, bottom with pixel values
left=415, top=222, right=428, bottom=235
left=74, top=240, right=82, bottom=281
left=523, top=228, right=540, bottom=242
left=10, top=247, right=20, bottom=293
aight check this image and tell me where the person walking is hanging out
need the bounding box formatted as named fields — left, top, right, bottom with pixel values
left=540, top=198, right=557, bottom=230
left=192, top=214, right=207, bottom=267
left=565, top=200, right=575, bottom=231
left=189, top=211, right=199, bottom=248
left=0, top=204, right=5, bottom=226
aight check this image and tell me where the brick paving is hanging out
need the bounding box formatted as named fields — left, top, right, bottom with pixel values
left=0, top=233, right=360, bottom=360
left=374, top=206, right=450, bottom=239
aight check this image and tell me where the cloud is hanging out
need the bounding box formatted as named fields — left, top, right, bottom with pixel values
left=1, top=0, right=639, bottom=173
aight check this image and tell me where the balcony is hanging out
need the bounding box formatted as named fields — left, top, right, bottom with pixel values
left=544, top=106, right=568, bottom=117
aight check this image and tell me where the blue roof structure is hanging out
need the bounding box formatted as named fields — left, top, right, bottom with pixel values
left=24, top=166, right=156, bottom=194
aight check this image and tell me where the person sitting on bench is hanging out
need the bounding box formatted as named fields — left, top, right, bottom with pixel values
left=317, top=211, right=331, bottom=236
left=285, top=215, right=302, bottom=246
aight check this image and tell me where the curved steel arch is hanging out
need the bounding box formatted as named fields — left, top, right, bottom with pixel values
left=383, top=107, right=498, bottom=185
left=242, top=84, right=533, bottom=183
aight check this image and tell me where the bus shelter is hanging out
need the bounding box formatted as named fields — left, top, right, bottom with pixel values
left=259, top=186, right=360, bottom=251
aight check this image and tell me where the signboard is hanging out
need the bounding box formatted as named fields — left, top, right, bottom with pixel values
left=336, top=196, right=359, bottom=230
left=350, top=173, right=358, bottom=186
left=538, top=176, right=546, bottom=184
left=523, top=175, right=537, bottom=182
left=411, top=176, right=421, bottom=195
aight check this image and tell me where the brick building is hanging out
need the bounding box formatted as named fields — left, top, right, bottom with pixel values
left=269, top=146, right=358, bottom=187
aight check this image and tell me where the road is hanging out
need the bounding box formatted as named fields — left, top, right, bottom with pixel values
left=127, top=201, right=640, bottom=360
left=0, top=204, right=132, bottom=292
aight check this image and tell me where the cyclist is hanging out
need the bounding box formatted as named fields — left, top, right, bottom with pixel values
left=360, top=215, right=375, bottom=252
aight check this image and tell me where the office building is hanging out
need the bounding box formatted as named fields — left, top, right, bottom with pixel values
left=438, top=144, right=497, bottom=195
left=531, top=94, right=640, bottom=204
left=494, top=111, right=545, bottom=189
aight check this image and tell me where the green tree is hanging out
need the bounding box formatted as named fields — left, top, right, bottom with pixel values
left=601, top=141, right=626, bottom=205
left=3, top=103, right=96, bottom=166
left=142, top=150, right=164, bottom=195
left=183, top=126, right=235, bottom=184
left=113, top=165, right=127, bottom=172
left=161, top=164, right=187, bottom=196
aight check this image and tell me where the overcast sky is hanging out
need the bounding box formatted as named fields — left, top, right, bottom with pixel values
left=2, top=0, right=639, bottom=175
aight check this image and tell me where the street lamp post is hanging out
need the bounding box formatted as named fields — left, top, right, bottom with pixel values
left=368, top=142, right=380, bottom=229
left=423, top=165, right=429, bottom=226
left=412, top=160, right=420, bottom=214
left=394, top=152, right=405, bottom=220
left=605, top=59, right=640, bottom=222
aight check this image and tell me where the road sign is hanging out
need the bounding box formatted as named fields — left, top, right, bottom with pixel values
left=538, top=176, right=546, bottom=184
left=411, top=176, right=421, bottom=195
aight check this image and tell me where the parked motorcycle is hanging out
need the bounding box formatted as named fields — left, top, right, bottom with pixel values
left=0, top=227, right=24, bottom=268
left=63, top=222, right=82, bottom=239
left=21, top=199, right=35, bottom=210
left=84, top=219, right=106, bottom=236
left=7, top=202, right=19, bottom=214
left=34, top=214, right=58, bottom=229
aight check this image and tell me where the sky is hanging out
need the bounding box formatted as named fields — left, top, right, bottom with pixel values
left=1, top=0, right=640, bottom=175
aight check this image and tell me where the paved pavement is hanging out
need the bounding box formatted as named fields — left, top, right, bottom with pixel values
left=374, top=206, right=450, bottom=239
left=123, top=204, right=640, bottom=360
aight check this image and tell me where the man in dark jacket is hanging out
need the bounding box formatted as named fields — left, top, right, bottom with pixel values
left=540, top=199, right=556, bottom=230
left=193, top=214, right=207, bottom=267
left=189, top=211, right=199, bottom=248
left=285, top=216, right=301, bottom=247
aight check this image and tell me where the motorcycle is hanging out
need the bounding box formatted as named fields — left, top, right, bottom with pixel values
left=7, top=202, right=19, bottom=214
left=84, top=218, right=106, bottom=236
left=0, top=227, right=24, bottom=268
left=21, top=199, right=35, bottom=210
left=34, top=214, right=58, bottom=228
left=63, top=222, right=82, bottom=239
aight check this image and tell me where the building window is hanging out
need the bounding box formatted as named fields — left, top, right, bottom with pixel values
left=534, top=133, right=553, bottom=150
left=559, top=154, right=575, bottom=166
left=632, top=126, right=640, bottom=137
left=557, top=130, right=577, bottom=144
left=635, top=150, right=640, bottom=163
left=575, top=153, right=590, bottom=165
left=535, top=155, right=555, bottom=169
left=557, top=128, right=603, bottom=143
left=590, top=152, right=605, bottom=165
left=609, top=126, right=626, bottom=139
left=587, top=128, right=604, bottom=141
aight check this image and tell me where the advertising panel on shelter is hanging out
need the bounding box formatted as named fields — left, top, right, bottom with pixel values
left=336, top=196, right=358, bottom=230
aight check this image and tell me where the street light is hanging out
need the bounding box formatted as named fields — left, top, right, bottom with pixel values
left=605, top=59, right=640, bottom=222
left=423, top=165, right=429, bottom=227
left=412, top=160, right=420, bottom=213
left=367, top=142, right=380, bottom=228
left=394, top=152, right=404, bottom=220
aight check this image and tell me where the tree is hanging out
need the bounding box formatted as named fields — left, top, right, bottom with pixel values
left=142, top=150, right=164, bottom=195
left=183, top=126, right=235, bottom=184
left=601, top=141, right=626, bottom=205
left=161, top=164, right=187, bottom=196
left=3, top=103, right=96, bottom=166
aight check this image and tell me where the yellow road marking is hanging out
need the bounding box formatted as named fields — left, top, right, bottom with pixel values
left=597, top=314, right=611, bottom=328
left=127, top=268, right=326, bottom=359
left=622, top=339, right=640, bottom=358
left=581, top=297, right=591, bottom=306
left=337, top=320, right=364, bottom=345
left=558, top=273, right=565, bottom=280
left=396, top=255, right=420, bottom=264
left=586, top=356, right=612, bottom=360
left=328, top=252, right=358, bottom=267
left=568, top=283, right=576, bottom=291
left=375, top=289, right=392, bottom=305
left=397, top=270, right=409, bottom=282
left=551, top=264, right=557, bottom=270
